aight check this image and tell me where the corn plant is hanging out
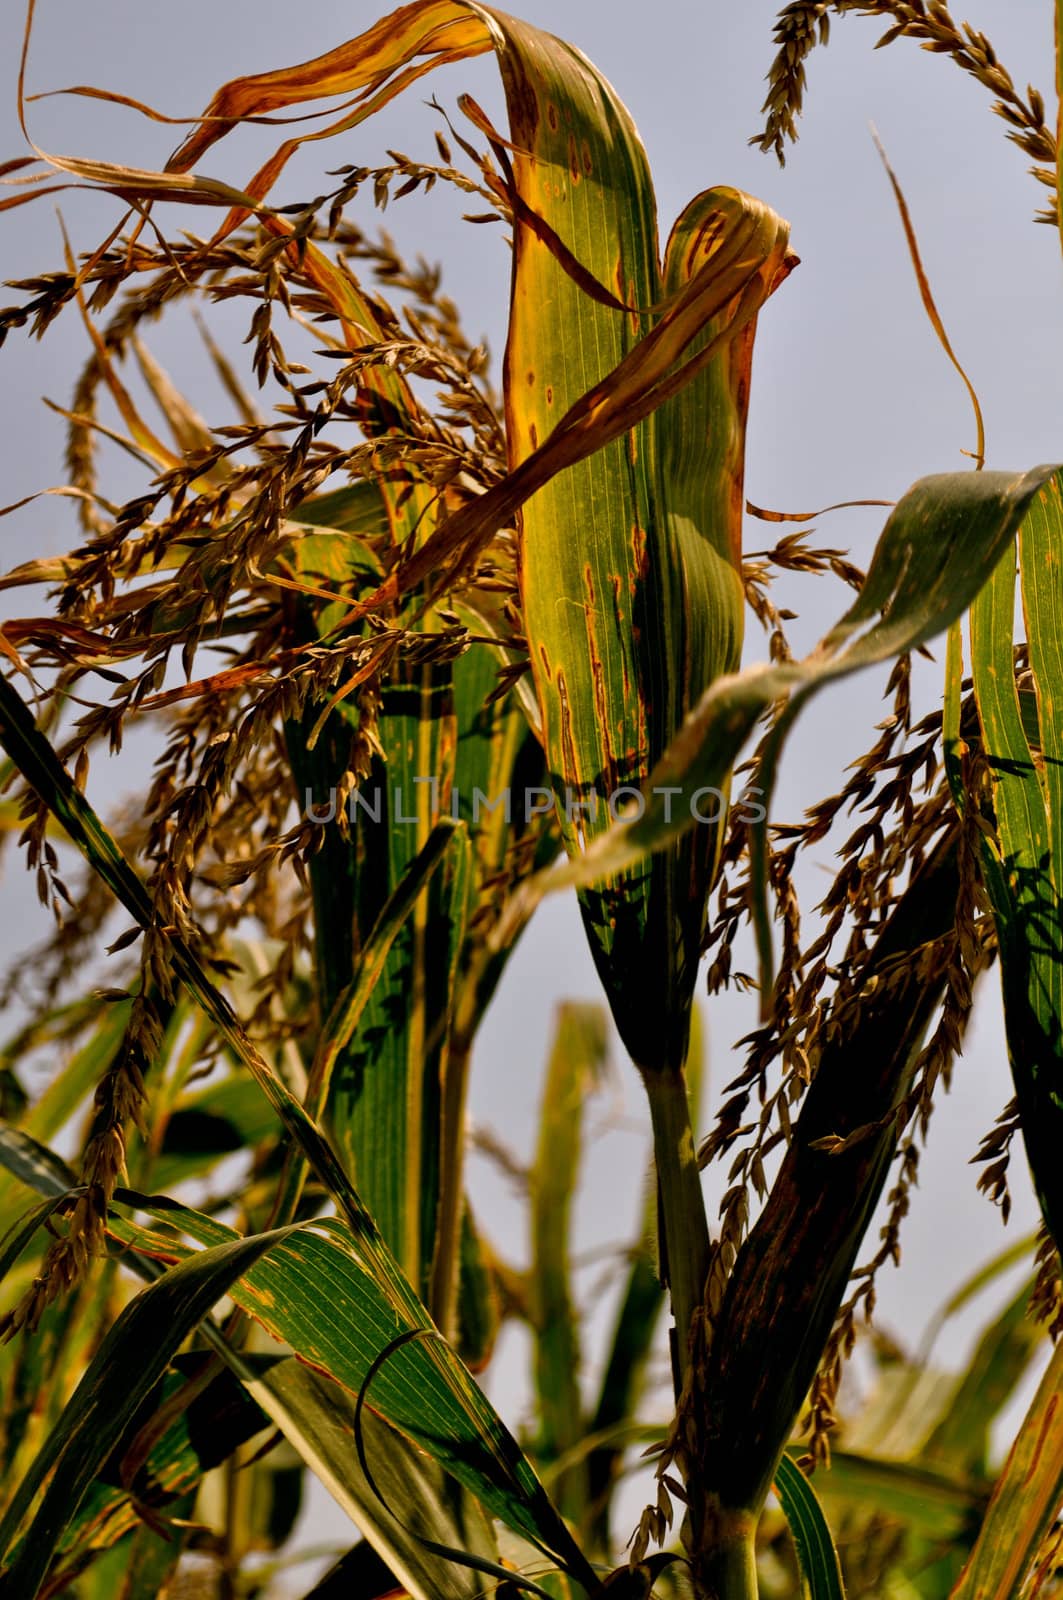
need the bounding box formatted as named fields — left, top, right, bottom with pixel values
left=0, top=2, right=1062, bottom=1597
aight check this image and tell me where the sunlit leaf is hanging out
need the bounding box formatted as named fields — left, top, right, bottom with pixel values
left=949, top=1337, right=1063, bottom=1600
left=511, top=463, right=1059, bottom=1006
left=968, top=470, right=1063, bottom=1247
left=774, top=1454, right=846, bottom=1600
left=106, top=1192, right=595, bottom=1587
left=0, top=1226, right=292, bottom=1598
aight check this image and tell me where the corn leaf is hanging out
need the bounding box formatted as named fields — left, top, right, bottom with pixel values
left=0, top=681, right=596, bottom=1590
left=106, top=1192, right=593, bottom=1586
left=45, top=1362, right=268, bottom=1584
left=1, top=1122, right=499, bottom=1600
left=811, top=1452, right=985, bottom=1544
left=773, top=1454, right=845, bottom=1600
left=3, top=1258, right=114, bottom=1488
left=0, top=1226, right=293, bottom=1599
left=233, top=1358, right=498, bottom=1600
left=949, top=1336, right=1063, bottom=1599
left=503, top=36, right=789, bottom=1070
left=428, top=645, right=559, bottom=1329
left=920, top=1232, right=1039, bottom=1352
left=0, top=1191, right=79, bottom=1293
left=923, top=1275, right=1043, bottom=1476
left=284, top=487, right=544, bottom=1318
left=449, top=636, right=559, bottom=1002
left=968, top=470, right=1063, bottom=1247
left=530, top=1002, right=609, bottom=1524
left=70, top=2, right=790, bottom=1077
left=326, top=691, right=471, bottom=1299
left=91, top=1514, right=193, bottom=1600
left=584, top=1006, right=703, bottom=1550
left=515, top=464, right=1060, bottom=1001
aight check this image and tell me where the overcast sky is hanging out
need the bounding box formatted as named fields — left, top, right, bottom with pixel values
left=2, top=0, right=1061, bottom=1566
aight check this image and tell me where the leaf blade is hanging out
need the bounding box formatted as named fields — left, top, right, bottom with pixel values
left=773, top=1455, right=846, bottom=1600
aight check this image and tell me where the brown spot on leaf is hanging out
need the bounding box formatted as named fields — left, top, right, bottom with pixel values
left=538, top=643, right=553, bottom=681
left=630, top=525, right=649, bottom=586
left=529, top=422, right=539, bottom=449
left=590, top=647, right=613, bottom=772
left=526, top=369, right=535, bottom=386
left=506, top=71, right=541, bottom=143
left=581, top=140, right=593, bottom=176
left=568, top=133, right=581, bottom=184
left=545, top=385, right=554, bottom=407
left=556, top=670, right=581, bottom=800
left=606, top=574, right=633, bottom=701
left=547, top=101, right=560, bottom=133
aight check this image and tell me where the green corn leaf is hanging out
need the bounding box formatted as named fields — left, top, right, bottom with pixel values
left=0, top=1256, right=122, bottom=1498
left=773, top=1455, right=846, bottom=1600
left=0, top=997, right=130, bottom=1229
left=286, top=535, right=554, bottom=1324
left=949, top=1336, right=1063, bottom=1600
left=0, top=1191, right=79, bottom=1290
left=2, top=1119, right=500, bottom=1600
left=290, top=482, right=389, bottom=545
left=46, top=1362, right=268, bottom=1584
left=105, top=1191, right=595, bottom=1589
left=454, top=1202, right=501, bottom=1373
left=326, top=701, right=472, bottom=1301
left=923, top=1275, right=1044, bottom=1476
left=503, top=18, right=789, bottom=1076
left=0, top=1226, right=292, bottom=1599
left=274, top=813, right=468, bottom=1248
left=811, top=1451, right=985, bottom=1544
left=0, top=1123, right=78, bottom=1202
left=0, top=683, right=596, bottom=1591
left=428, top=643, right=559, bottom=1332
left=282, top=507, right=461, bottom=1295
left=530, top=1003, right=609, bottom=1524
left=513, top=463, right=1060, bottom=1004
left=229, top=1357, right=499, bottom=1600
left=284, top=498, right=543, bottom=1320
left=50, top=1512, right=194, bottom=1600
left=584, top=1004, right=703, bottom=1550
left=968, top=470, right=1063, bottom=1247
left=0, top=1141, right=534, bottom=1600
left=99, top=1511, right=194, bottom=1600
left=142, top=0, right=791, bottom=1080
left=449, top=636, right=559, bottom=990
